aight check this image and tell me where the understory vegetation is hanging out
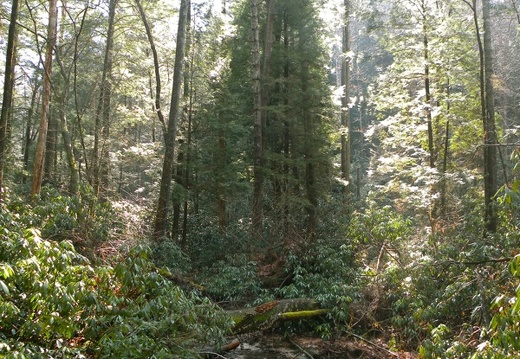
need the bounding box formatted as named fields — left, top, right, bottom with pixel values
left=1, top=169, right=520, bottom=357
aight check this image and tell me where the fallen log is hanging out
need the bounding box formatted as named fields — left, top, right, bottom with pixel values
left=228, top=298, right=329, bottom=335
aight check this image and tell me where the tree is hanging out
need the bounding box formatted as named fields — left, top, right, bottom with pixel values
left=0, top=0, right=20, bottom=200
left=153, top=0, right=189, bottom=240
left=341, top=0, right=352, bottom=201
left=31, top=0, right=58, bottom=198
left=251, top=0, right=263, bottom=240
left=92, top=0, right=118, bottom=197
left=481, top=0, right=498, bottom=234
left=466, top=0, right=499, bottom=233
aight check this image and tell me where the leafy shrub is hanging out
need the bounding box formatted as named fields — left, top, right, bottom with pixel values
left=274, top=238, right=360, bottom=337
left=201, top=254, right=262, bottom=303
left=6, top=187, right=117, bottom=253
left=0, top=206, right=232, bottom=358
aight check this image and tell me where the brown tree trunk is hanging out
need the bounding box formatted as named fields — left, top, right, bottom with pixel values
left=0, top=0, right=19, bottom=200
left=341, top=0, right=351, bottom=199
left=135, top=0, right=166, bottom=131
left=22, top=81, right=40, bottom=185
left=481, top=0, right=498, bottom=234
left=44, top=106, right=58, bottom=184
left=251, top=0, right=264, bottom=241
left=92, top=0, right=117, bottom=197
left=173, top=0, right=191, bottom=240
left=423, top=16, right=435, bottom=168
left=153, top=0, right=189, bottom=240
left=54, top=0, right=83, bottom=195
left=301, top=61, right=317, bottom=239
left=31, top=0, right=58, bottom=199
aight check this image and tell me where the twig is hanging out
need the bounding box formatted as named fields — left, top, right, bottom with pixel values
left=199, top=352, right=229, bottom=359
left=288, top=338, right=315, bottom=359
left=344, top=330, right=399, bottom=357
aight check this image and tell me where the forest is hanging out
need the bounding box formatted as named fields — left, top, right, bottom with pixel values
left=0, top=0, right=519, bottom=357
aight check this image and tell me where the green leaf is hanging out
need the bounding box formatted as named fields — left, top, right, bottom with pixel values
left=0, top=280, right=9, bottom=294
left=0, top=263, right=14, bottom=278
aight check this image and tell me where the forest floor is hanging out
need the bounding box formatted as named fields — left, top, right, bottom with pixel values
left=228, top=335, right=417, bottom=359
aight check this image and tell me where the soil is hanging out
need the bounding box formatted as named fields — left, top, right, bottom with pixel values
left=225, top=335, right=417, bottom=359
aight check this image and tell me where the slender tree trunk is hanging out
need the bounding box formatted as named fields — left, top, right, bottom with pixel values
left=135, top=0, right=166, bottom=131
left=251, top=0, right=264, bottom=240
left=55, top=41, right=81, bottom=195
left=31, top=0, right=58, bottom=199
left=153, top=0, right=189, bottom=240
left=23, top=81, right=40, bottom=184
left=481, top=0, right=498, bottom=234
left=44, top=106, right=58, bottom=184
left=181, top=87, right=193, bottom=249
left=261, top=0, right=275, bottom=146
left=100, top=0, right=117, bottom=196
left=282, top=10, right=290, bottom=238
left=92, top=0, right=117, bottom=197
left=440, top=79, right=451, bottom=218
left=0, top=0, right=20, bottom=200
left=423, top=14, right=435, bottom=168
left=341, top=0, right=351, bottom=198
left=302, top=61, right=317, bottom=240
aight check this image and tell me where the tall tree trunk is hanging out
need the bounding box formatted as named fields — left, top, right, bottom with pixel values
left=173, top=0, right=191, bottom=240
left=261, top=0, right=275, bottom=147
left=251, top=0, right=263, bottom=240
left=181, top=95, right=193, bottom=248
left=302, top=61, right=317, bottom=240
left=135, top=0, right=166, bottom=131
left=54, top=0, right=83, bottom=195
left=31, top=0, right=58, bottom=199
left=251, top=0, right=275, bottom=241
left=0, top=0, right=19, bottom=200
left=23, top=81, right=40, bottom=184
left=481, top=0, right=498, bottom=234
left=181, top=5, right=194, bottom=248
left=44, top=107, right=58, bottom=184
left=423, top=11, right=435, bottom=169
left=153, top=0, right=189, bottom=240
left=341, top=0, right=351, bottom=198
left=440, top=79, right=451, bottom=219
left=282, top=10, right=290, bottom=238
left=92, top=0, right=117, bottom=197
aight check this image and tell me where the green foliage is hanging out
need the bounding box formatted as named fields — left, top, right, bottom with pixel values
left=201, top=254, right=262, bottom=303
left=0, top=204, right=232, bottom=358
left=275, top=237, right=360, bottom=337
left=152, top=240, right=192, bottom=274
left=6, top=187, right=116, bottom=252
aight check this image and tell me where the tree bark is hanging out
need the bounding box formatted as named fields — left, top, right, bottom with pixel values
left=54, top=0, right=86, bottom=195
left=135, top=0, right=166, bottom=131
left=22, top=81, right=40, bottom=185
left=423, top=11, right=435, bottom=169
left=481, top=0, right=498, bottom=233
left=341, top=0, right=352, bottom=198
left=44, top=104, right=58, bottom=184
left=251, top=0, right=264, bottom=241
left=0, top=0, right=19, bottom=201
left=92, top=0, right=117, bottom=197
left=153, top=0, right=189, bottom=240
left=31, top=0, right=58, bottom=199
